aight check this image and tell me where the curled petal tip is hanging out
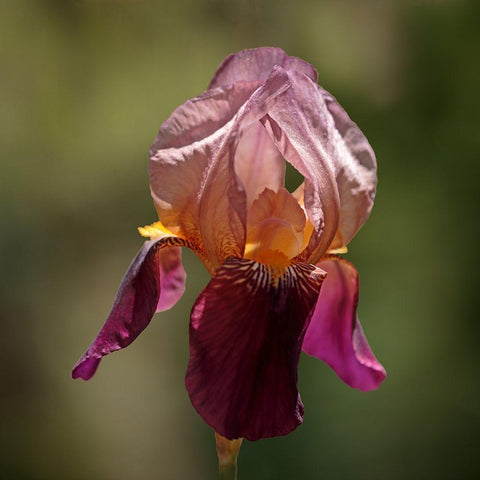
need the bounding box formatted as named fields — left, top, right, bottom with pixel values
left=303, top=258, right=386, bottom=392
left=72, top=238, right=186, bottom=381
left=72, top=357, right=101, bottom=381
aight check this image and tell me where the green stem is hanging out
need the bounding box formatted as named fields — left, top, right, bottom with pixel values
left=219, top=462, right=238, bottom=480
left=215, top=432, right=243, bottom=480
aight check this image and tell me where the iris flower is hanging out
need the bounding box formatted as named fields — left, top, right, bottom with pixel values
left=72, top=48, right=385, bottom=443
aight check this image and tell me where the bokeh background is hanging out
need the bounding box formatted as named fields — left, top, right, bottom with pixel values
left=2, top=0, right=479, bottom=479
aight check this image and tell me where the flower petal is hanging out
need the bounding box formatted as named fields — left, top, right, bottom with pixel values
left=262, top=70, right=341, bottom=263
left=186, top=257, right=326, bottom=441
left=302, top=257, right=386, bottom=391
left=209, top=47, right=318, bottom=88
left=320, top=88, right=377, bottom=247
left=149, top=81, right=260, bottom=248
left=197, top=67, right=292, bottom=270
left=72, top=238, right=186, bottom=381
left=234, top=121, right=285, bottom=208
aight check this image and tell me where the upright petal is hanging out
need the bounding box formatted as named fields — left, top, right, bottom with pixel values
left=197, top=67, right=292, bottom=270
left=209, top=47, right=318, bottom=88
left=320, top=88, right=377, bottom=248
left=302, top=257, right=386, bottom=391
left=72, top=237, right=187, bottom=381
left=234, top=121, right=285, bottom=208
left=149, top=81, right=260, bottom=249
left=186, top=257, right=325, bottom=441
left=263, top=70, right=341, bottom=263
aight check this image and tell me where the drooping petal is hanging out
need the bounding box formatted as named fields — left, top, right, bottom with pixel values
left=72, top=237, right=187, bottom=381
left=234, top=121, right=285, bottom=208
left=320, top=88, right=377, bottom=248
left=197, top=67, right=292, bottom=270
left=149, top=81, right=260, bottom=249
left=302, top=257, right=386, bottom=391
left=209, top=46, right=318, bottom=89
left=262, top=70, right=341, bottom=264
left=186, top=257, right=326, bottom=441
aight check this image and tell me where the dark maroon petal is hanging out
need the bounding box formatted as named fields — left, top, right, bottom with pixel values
left=302, top=258, right=386, bottom=391
left=186, top=257, right=325, bottom=441
left=209, top=47, right=318, bottom=88
left=72, top=239, right=186, bottom=381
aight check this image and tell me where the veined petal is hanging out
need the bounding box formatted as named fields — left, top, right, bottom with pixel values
left=198, top=67, right=292, bottom=270
left=234, top=121, right=285, bottom=208
left=72, top=237, right=187, bottom=381
left=186, top=257, right=326, bottom=441
left=209, top=47, right=318, bottom=88
left=149, top=81, right=260, bottom=248
left=321, top=88, right=377, bottom=247
left=263, top=70, right=341, bottom=264
left=302, top=257, right=386, bottom=391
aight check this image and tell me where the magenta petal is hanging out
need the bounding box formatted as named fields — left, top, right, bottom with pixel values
left=72, top=239, right=186, bottom=381
left=209, top=47, right=318, bottom=88
left=186, top=257, right=325, bottom=441
left=302, top=258, right=386, bottom=391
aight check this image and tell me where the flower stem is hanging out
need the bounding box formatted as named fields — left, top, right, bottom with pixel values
left=215, top=432, right=243, bottom=480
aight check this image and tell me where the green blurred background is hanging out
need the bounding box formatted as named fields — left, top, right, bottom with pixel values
left=1, top=0, right=479, bottom=478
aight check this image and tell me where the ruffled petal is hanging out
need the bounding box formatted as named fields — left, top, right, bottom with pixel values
left=209, top=46, right=318, bottom=88
left=320, top=88, right=377, bottom=248
left=197, top=67, right=292, bottom=270
left=186, top=257, right=326, bottom=441
left=72, top=238, right=186, bottom=381
left=149, top=81, right=260, bottom=249
left=302, top=257, right=386, bottom=391
left=262, top=70, right=341, bottom=263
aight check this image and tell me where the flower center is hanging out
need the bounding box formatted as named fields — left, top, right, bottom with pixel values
left=244, top=187, right=312, bottom=269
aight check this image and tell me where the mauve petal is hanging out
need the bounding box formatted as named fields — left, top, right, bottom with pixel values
left=209, top=47, right=318, bottom=89
left=262, top=70, right=341, bottom=263
left=72, top=238, right=186, bottom=381
left=186, top=257, right=326, bottom=441
left=302, top=258, right=386, bottom=391
left=320, top=88, right=377, bottom=247
left=198, top=67, right=291, bottom=270
left=234, top=121, right=285, bottom=208
left=149, top=81, right=260, bottom=248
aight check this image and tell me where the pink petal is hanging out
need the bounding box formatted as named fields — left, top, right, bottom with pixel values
left=209, top=47, right=318, bottom=89
left=186, top=257, right=326, bottom=441
left=302, top=257, right=386, bottom=391
left=72, top=239, right=186, bottom=381
left=262, top=70, right=341, bottom=263
left=321, top=88, right=377, bottom=247
left=234, top=121, right=285, bottom=208
left=149, top=81, right=260, bottom=247
left=197, top=67, right=292, bottom=270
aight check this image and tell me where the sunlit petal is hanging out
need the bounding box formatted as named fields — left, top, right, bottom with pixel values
left=198, top=67, right=292, bottom=270
left=209, top=46, right=318, bottom=89
left=149, top=81, right=260, bottom=248
left=263, top=70, right=341, bottom=263
left=234, top=121, right=285, bottom=208
left=321, top=88, right=377, bottom=247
